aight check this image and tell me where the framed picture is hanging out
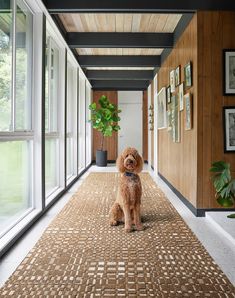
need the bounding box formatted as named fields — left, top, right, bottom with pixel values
left=184, top=61, right=192, bottom=88
left=175, top=65, right=181, bottom=86
left=184, top=93, right=193, bottom=130
left=166, top=86, right=171, bottom=104
left=167, top=104, right=172, bottom=131
left=223, top=106, right=235, bottom=152
left=171, top=94, right=180, bottom=142
left=224, top=50, right=235, bottom=95
left=170, top=69, right=175, bottom=92
left=157, top=87, right=167, bottom=129
left=179, top=83, right=184, bottom=111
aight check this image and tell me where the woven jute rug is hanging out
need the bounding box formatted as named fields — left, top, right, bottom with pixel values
left=1, top=172, right=235, bottom=297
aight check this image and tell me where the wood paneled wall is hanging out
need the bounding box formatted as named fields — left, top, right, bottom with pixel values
left=158, top=12, right=235, bottom=210
left=197, top=12, right=235, bottom=208
left=143, top=91, right=148, bottom=161
left=158, top=14, right=198, bottom=207
left=92, top=91, right=118, bottom=161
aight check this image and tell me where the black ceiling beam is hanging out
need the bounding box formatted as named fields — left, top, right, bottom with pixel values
left=91, top=80, right=149, bottom=90
left=66, top=32, right=173, bottom=48
left=43, top=0, right=235, bottom=13
left=86, top=70, right=153, bottom=80
left=78, top=55, right=160, bottom=67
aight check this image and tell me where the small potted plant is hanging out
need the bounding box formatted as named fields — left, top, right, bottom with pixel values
left=89, top=95, right=121, bottom=167
left=210, top=161, right=235, bottom=218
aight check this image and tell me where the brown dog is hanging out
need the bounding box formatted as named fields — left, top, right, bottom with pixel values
left=109, top=147, right=144, bottom=232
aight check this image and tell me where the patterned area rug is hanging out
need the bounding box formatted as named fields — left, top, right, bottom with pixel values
left=1, top=173, right=235, bottom=297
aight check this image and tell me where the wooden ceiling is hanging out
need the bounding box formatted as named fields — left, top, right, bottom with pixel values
left=48, top=10, right=191, bottom=89
left=42, top=0, right=235, bottom=90
left=59, top=13, right=181, bottom=33
left=59, top=13, right=180, bottom=58
left=76, top=48, right=164, bottom=56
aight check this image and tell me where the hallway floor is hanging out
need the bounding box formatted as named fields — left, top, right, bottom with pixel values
left=0, top=165, right=235, bottom=294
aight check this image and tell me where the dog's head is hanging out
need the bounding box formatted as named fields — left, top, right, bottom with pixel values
left=116, top=147, right=143, bottom=174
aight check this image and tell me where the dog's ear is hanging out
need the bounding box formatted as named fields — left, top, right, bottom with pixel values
left=135, top=153, right=143, bottom=173
left=116, top=154, right=125, bottom=173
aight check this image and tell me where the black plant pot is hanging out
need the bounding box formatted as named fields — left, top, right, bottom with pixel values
left=96, top=150, right=107, bottom=167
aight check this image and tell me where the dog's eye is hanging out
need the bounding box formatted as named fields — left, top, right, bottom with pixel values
left=125, top=154, right=129, bottom=158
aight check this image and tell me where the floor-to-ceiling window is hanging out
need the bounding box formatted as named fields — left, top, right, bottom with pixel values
left=78, top=70, right=86, bottom=172
left=66, top=55, right=77, bottom=181
left=0, top=0, right=33, bottom=236
left=44, top=24, right=66, bottom=201
left=85, top=81, right=92, bottom=167
left=0, top=0, right=92, bottom=256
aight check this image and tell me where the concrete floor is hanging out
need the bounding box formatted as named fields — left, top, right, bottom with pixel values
left=0, top=164, right=235, bottom=288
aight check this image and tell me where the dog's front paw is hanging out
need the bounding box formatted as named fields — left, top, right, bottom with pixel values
left=136, top=224, right=144, bottom=231
left=110, top=220, right=118, bottom=226
left=124, top=226, right=132, bottom=233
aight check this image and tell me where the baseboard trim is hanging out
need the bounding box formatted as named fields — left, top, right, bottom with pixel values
left=158, top=172, right=235, bottom=217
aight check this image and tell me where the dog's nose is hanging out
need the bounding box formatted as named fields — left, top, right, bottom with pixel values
left=129, top=160, right=133, bottom=164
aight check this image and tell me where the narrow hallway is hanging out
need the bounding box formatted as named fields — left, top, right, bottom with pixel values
left=1, top=165, right=235, bottom=297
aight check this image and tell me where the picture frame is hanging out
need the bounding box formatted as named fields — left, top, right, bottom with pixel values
left=184, top=61, right=192, bottom=88
left=223, top=106, right=235, bottom=152
left=167, top=103, right=172, bottom=131
left=179, top=83, right=184, bottom=111
left=223, top=50, right=235, bottom=95
left=170, top=69, right=175, bottom=92
left=157, top=87, right=167, bottom=129
left=166, top=86, right=171, bottom=104
left=171, top=94, right=180, bottom=142
left=175, top=65, right=181, bottom=86
left=184, top=93, right=193, bottom=130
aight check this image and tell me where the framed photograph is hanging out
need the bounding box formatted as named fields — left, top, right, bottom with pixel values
left=179, top=83, right=184, bottom=111
left=223, top=106, right=235, bottom=152
left=184, top=61, right=192, bottom=88
left=171, top=94, right=180, bottom=142
left=157, top=87, right=167, bottom=129
left=175, top=65, right=181, bottom=86
left=184, top=93, right=193, bottom=130
left=166, top=86, right=171, bottom=104
left=167, top=104, right=172, bottom=132
left=224, top=50, right=235, bottom=95
left=170, top=69, right=175, bottom=92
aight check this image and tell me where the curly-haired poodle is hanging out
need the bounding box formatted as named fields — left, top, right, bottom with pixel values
left=109, top=147, right=144, bottom=232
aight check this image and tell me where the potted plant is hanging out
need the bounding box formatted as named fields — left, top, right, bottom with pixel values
left=89, top=95, right=121, bottom=167
left=210, top=161, right=235, bottom=218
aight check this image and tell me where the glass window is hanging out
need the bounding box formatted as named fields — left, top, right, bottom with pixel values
left=0, top=141, right=32, bottom=235
left=45, top=138, right=59, bottom=196
left=0, top=0, right=33, bottom=236
left=78, top=73, right=86, bottom=172
left=44, top=31, right=60, bottom=197
left=0, top=1, right=12, bottom=131
left=66, top=60, right=77, bottom=179
left=15, top=0, right=33, bottom=131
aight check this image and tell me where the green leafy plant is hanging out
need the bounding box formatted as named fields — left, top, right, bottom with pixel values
left=210, top=161, right=235, bottom=218
left=89, top=95, right=121, bottom=150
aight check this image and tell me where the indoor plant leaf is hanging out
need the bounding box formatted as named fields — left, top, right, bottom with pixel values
left=217, top=196, right=234, bottom=207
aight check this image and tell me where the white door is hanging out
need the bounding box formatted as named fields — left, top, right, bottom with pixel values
left=118, top=91, right=143, bottom=156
